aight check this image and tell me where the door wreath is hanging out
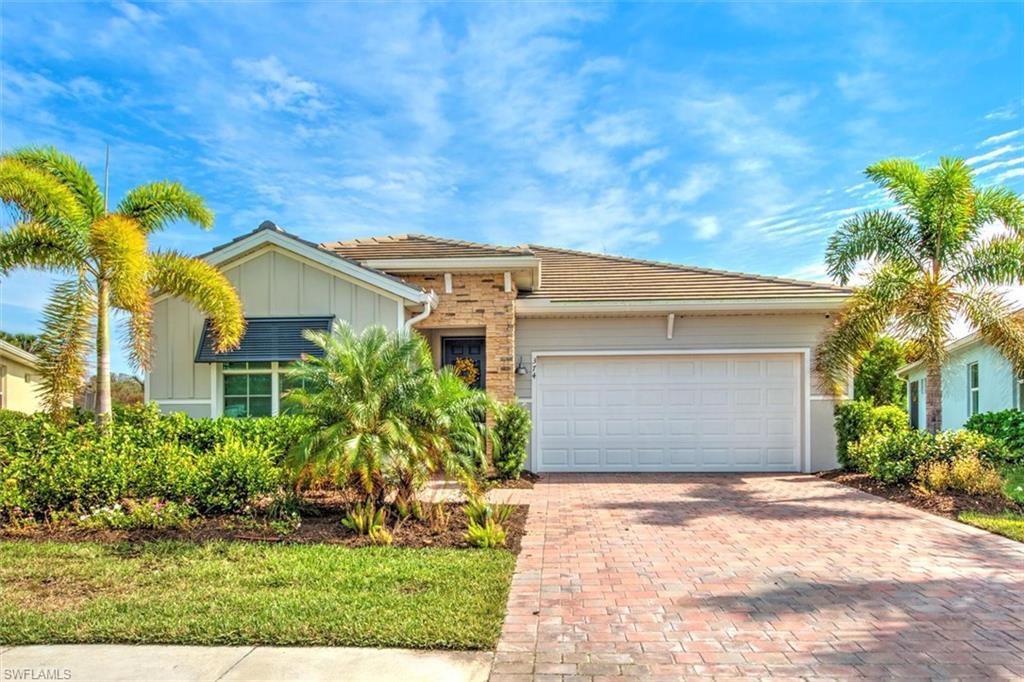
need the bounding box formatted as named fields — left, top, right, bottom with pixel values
left=452, top=356, right=480, bottom=386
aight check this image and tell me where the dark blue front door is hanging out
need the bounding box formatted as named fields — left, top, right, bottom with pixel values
left=442, top=337, right=485, bottom=389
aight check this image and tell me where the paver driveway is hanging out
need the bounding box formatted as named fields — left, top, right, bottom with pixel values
left=491, top=474, right=1024, bottom=681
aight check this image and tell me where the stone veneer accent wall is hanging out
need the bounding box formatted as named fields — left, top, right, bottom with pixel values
left=403, top=272, right=517, bottom=403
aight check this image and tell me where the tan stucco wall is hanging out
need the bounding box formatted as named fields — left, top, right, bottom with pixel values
left=1, top=352, right=43, bottom=413
left=148, top=246, right=405, bottom=414
left=515, top=312, right=841, bottom=471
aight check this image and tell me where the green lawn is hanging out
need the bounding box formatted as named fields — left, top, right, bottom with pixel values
left=0, top=541, right=516, bottom=649
left=1001, top=464, right=1024, bottom=504
left=959, top=511, right=1024, bottom=542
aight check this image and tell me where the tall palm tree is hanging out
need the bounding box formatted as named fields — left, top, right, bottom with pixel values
left=0, top=146, right=244, bottom=423
left=817, top=157, right=1024, bottom=433
left=285, top=323, right=489, bottom=504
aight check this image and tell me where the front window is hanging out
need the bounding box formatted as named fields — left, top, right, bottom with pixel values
left=967, top=362, right=980, bottom=417
left=222, top=362, right=273, bottom=417
left=1016, top=376, right=1024, bottom=410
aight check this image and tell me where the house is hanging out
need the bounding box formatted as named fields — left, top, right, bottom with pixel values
left=898, top=327, right=1024, bottom=431
left=146, top=221, right=852, bottom=473
left=0, top=339, right=44, bottom=413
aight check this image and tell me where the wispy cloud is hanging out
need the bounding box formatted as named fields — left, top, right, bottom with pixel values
left=666, top=165, right=720, bottom=204
left=985, top=101, right=1021, bottom=121
left=994, top=168, right=1024, bottom=183
left=965, top=144, right=1022, bottom=166
left=974, top=156, right=1024, bottom=176
left=691, top=216, right=721, bottom=241
left=979, top=129, right=1023, bottom=147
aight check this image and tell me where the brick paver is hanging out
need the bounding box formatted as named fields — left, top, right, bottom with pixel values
left=492, top=474, right=1024, bottom=681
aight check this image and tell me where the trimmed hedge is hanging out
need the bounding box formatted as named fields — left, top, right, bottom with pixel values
left=834, top=400, right=908, bottom=468
left=966, top=410, right=1024, bottom=463
left=0, top=406, right=315, bottom=517
left=848, top=429, right=1010, bottom=484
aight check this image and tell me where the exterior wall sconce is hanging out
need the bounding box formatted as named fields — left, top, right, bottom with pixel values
left=515, top=355, right=528, bottom=375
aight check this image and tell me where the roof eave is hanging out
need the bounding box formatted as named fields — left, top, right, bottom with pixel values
left=515, top=295, right=851, bottom=316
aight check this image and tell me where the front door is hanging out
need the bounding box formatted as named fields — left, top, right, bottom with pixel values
left=442, top=337, right=486, bottom=389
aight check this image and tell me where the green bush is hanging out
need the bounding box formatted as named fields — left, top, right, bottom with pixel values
left=834, top=400, right=909, bottom=469
left=491, top=402, right=531, bottom=479
left=850, top=428, right=1010, bottom=485
left=965, top=410, right=1024, bottom=464
left=0, top=409, right=284, bottom=517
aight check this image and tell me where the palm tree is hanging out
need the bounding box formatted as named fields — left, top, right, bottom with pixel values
left=285, top=323, right=489, bottom=505
left=0, top=146, right=244, bottom=423
left=817, top=157, right=1024, bottom=433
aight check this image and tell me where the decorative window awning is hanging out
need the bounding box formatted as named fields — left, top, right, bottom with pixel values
left=195, top=316, right=333, bottom=363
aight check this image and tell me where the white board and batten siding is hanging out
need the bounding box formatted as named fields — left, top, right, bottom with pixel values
left=515, top=314, right=841, bottom=473
left=148, top=247, right=403, bottom=417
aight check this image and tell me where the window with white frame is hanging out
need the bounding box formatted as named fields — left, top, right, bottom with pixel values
left=967, top=362, right=980, bottom=417
left=0, top=365, right=6, bottom=410
left=222, top=361, right=308, bottom=417
left=1016, top=376, right=1024, bottom=410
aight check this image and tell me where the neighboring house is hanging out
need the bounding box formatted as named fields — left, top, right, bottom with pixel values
left=0, top=339, right=43, bottom=413
left=147, top=221, right=852, bottom=473
left=898, top=327, right=1024, bottom=431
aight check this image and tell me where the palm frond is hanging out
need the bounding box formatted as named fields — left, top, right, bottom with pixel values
left=815, top=263, right=918, bottom=393
left=921, top=157, right=975, bottom=257
left=864, top=158, right=926, bottom=211
left=972, top=185, right=1024, bottom=237
left=958, top=289, right=1024, bottom=377
left=36, top=276, right=95, bottom=417
left=953, top=236, right=1024, bottom=287
left=825, top=210, right=919, bottom=284
left=116, top=181, right=214, bottom=234
left=90, top=214, right=149, bottom=312
left=7, top=146, right=104, bottom=220
left=148, top=250, right=244, bottom=351
left=0, top=221, right=86, bottom=274
left=0, top=157, right=87, bottom=231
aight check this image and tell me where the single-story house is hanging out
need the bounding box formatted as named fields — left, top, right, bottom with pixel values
left=0, top=339, right=44, bottom=413
left=147, top=221, right=853, bottom=473
left=898, top=323, right=1024, bottom=430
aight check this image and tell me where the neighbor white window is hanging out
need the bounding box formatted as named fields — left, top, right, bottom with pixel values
left=967, top=362, right=980, bottom=417
left=222, top=361, right=307, bottom=417
left=0, top=365, right=6, bottom=410
left=1016, top=376, right=1024, bottom=410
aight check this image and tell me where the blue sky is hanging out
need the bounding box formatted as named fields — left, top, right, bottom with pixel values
left=1, top=1, right=1022, bottom=374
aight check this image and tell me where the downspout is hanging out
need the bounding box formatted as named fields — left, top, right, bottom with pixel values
left=404, top=290, right=438, bottom=333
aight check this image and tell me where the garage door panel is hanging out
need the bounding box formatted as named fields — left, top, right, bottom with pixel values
left=535, top=354, right=803, bottom=472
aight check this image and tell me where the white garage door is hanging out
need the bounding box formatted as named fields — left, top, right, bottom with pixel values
left=534, top=353, right=803, bottom=472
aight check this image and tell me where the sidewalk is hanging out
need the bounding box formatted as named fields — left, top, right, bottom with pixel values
left=0, top=645, right=493, bottom=682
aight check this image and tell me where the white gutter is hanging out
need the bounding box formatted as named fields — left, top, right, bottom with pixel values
left=515, top=295, right=850, bottom=316
left=404, top=290, right=438, bottom=332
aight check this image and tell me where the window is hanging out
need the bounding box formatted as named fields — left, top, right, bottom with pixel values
left=967, top=362, right=980, bottom=417
left=908, top=380, right=920, bottom=430
left=221, top=361, right=308, bottom=417
left=223, top=362, right=273, bottom=418
left=1016, top=376, right=1024, bottom=410
left=0, top=365, right=6, bottom=410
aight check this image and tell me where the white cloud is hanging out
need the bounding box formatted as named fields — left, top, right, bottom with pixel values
left=584, top=112, right=651, bottom=147
left=835, top=70, right=902, bottom=111
left=965, top=144, right=1022, bottom=166
left=666, top=165, right=720, bottom=204
left=691, top=216, right=720, bottom=241
left=628, top=147, right=669, bottom=172
left=994, top=168, right=1024, bottom=183
left=234, top=56, right=325, bottom=116
left=985, top=101, right=1020, bottom=121
left=974, top=156, right=1024, bottom=176
left=979, top=129, right=1023, bottom=147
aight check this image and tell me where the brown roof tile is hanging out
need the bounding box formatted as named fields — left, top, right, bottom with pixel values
left=323, top=234, right=532, bottom=260
left=523, top=245, right=850, bottom=301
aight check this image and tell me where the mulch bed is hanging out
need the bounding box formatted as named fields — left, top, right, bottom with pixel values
left=484, top=470, right=540, bottom=490
left=0, top=500, right=529, bottom=554
left=818, top=470, right=1023, bottom=520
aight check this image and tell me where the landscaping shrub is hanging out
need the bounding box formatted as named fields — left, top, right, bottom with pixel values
left=834, top=399, right=909, bottom=469
left=917, top=455, right=1005, bottom=497
left=965, top=410, right=1024, bottom=464
left=491, top=401, right=531, bottom=479
left=848, top=429, right=933, bottom=483
left=75, top=499, right=197, bottom=531
left=0, top=409, right=283, bottom=518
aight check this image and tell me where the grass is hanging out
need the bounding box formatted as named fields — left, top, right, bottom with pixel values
left=1001, top=464, right=1024, bottom=504
left=0, top=541, right=516, bottom=649
left=958, top=511, right=1024, bottom=542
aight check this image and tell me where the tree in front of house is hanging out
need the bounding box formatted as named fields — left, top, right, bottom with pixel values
left=0, top=331, right=43, bottom=354
left=817, top=157, right=1024, bottom=433
left=77, top=372, right=144, bottom=409
left=0, top=146, right=245, bottom=424
left=853, top=336, right=908, bottom=407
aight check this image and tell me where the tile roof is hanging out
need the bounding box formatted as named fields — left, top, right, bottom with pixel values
left=323, top=234, right=533, bottom=260
left=522, top=245, right=850, bottom=301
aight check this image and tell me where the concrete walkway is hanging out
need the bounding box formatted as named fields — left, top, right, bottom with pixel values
left=0, top=645, right=493, bottom=682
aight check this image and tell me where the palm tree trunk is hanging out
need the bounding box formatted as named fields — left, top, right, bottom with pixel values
left=925, top=362, right=942, bottom=434
left=95, top=277, right=112, bottom=428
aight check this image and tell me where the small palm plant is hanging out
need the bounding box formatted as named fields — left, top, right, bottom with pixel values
left=0, top=146, right=244, bottom=423
left=285, top=323, right=489, bottom=505
left=817, top=157, right=1024, bottom=432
